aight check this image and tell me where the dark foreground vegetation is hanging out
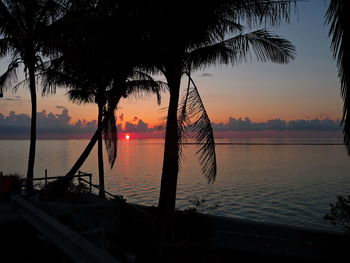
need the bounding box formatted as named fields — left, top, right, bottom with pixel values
left=1, top=188, right=350, bottom=263
left=0, top=177, right=349, bottom=263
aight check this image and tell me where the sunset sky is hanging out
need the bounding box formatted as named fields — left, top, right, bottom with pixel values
left=0, top=0, right=343, bottom=138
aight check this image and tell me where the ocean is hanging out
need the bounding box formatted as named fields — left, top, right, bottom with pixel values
left=1, top=138, right=350, bottom=232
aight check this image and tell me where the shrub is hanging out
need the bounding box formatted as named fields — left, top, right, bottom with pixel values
left=325, top=195, right=350, bottom=232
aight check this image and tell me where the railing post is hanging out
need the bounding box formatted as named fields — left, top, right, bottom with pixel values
left=78, top=171, right=81, bottom=185
left=89, top=174, right=92, bottom=193
left=45, top=169, right=48, bottom=188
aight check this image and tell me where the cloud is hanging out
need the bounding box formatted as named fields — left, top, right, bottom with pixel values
left=212, top=117, right=342, bottom=132
left=118, top=113, right=124, bottom=122
left=0, top=109, right=155, bottom=138
left=55, top=105, right=67, bottom=110
left=0, top=109, right=97, bottom=137
left=200, top=73, right=213, bottom=77
left=0, top=109, right=342, bottom=139
left=124, top=119, right=154, bottom=133
left=131, top=116, right=138, bottom=122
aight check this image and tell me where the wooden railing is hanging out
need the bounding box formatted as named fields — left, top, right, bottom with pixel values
left=77, top=177, right=122, bottom=200
left=31, top=170, right=152, bottom=219
left=77, top=178, right=154, bottom=219
left=33, top=170, right=93, bottom=192
left=12, top=195, right=121, bottom=263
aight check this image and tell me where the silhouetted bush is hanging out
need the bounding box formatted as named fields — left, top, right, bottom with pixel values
left=325, top=195, right=350, bottom=232
left=39, top=179, right=90, bottom=202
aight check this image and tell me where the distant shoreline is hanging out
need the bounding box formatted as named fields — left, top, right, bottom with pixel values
left=0, top=138, right=345, bottom=146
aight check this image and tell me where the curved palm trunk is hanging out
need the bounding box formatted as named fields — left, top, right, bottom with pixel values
left=27, top=64, right=37, bottom=192
left=97, top=102, right=105, bottom=198
left=43, top=95, right=122, bottom=197
left=66, top=96, right=121, bottom=179
left=158, top=69, right=181, bottom=241
left=66, top=126, right=103, bottom=178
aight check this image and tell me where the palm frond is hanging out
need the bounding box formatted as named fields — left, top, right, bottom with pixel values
left=66, top=88, right=95, bottom=104
left=0, top=60, right=19, bottom=93
left=0, top=37, right=10, bottom=58
left=40, top=58, right=87, bottom=95
left=103, top=112, right=117, bottom=169
left=180, top=72, right=217, bottom=183
left=124, top=79, right=167, bottom=105
left=326, top=0, right=350, bottom=153
left=178, top=71, right=192, bottom=160
left=154, top=107, right=169, bottom=133
left=12, top=78, right=30, bottom=93
left=221, top=19, right=244, bottom=34
left=131, top=70, right=157, bottom=81
left=0, top=1, right=19, bottom=36
left=239, top=29, right=296, bottom=63
left=189, top=29, right=296, bottom=70
left=228, top=0, right=297, bottom=28
left=36, top=0, right=63, bottom=24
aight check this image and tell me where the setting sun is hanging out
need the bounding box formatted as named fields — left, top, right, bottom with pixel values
left=125, top=134, right=130, bottom=140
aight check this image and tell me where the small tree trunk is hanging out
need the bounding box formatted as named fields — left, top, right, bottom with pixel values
left=65, top=127, right=102, bottom=178
left=41, top=96, right=122, bottom=199
left=97, top=102, right=105, bottom=198
left=65, top=98, right=121, bottom=179
left=158, top=69, right=181, bottom=242
left=26, top=64, right=37, bottom=192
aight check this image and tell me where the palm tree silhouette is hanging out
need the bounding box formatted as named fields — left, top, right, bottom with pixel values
left=326, top=0, right=350, bottom=153
left=45, top=63, right=164, bottom=197
left=58, top=68, right=117, bottom=199
left=41, top=1, right=165, bottom=196
left=141, top=0, right=297, bottom=240
left=0, top=0, right=62, bottom=191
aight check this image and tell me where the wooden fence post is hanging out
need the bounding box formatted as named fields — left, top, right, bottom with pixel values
left=45, top=169, right=48, bottom=188
left=78, top=171, right=81, bottom=185
left=89, top=174, right=92, bottom=193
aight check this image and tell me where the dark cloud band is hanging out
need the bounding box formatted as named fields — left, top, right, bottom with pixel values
left=212, top=117, right=341, bottom=132
left=0, top=110, right=342, bottom=139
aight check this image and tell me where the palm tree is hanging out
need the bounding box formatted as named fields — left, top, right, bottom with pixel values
left=45, top=20, right=122, bottom=198
left=140, top=0, right=297, bottom=240
left=41, top=0, right=166, bottom=196
left=65, top=76, right=113, bottom=199
left=326, top=0, right=350, bottom=153
left=43, top=65, right=164, bottom=198
left=52, top=69, right=163, bottom=198
left=0, top=0, right=63, bottom=191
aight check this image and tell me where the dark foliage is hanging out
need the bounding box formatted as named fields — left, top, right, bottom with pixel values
left=325, top=195, right=350, bottom=232
left=326, top=0, right=350, bottom=153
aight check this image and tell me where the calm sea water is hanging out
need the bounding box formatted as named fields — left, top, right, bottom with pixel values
left=1, top=138, right=350, bottom=232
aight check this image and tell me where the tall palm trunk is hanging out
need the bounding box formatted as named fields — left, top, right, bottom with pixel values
left=158, top=68, right=181, bottom=241
left=97, top=102, right=105, bottom=198
left=27, top=62, right=37, bottom=192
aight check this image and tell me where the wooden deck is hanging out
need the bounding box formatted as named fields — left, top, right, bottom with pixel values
left=2, top=196, right=121, bottom=263
left=0, top=202, right=20, bottom=223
